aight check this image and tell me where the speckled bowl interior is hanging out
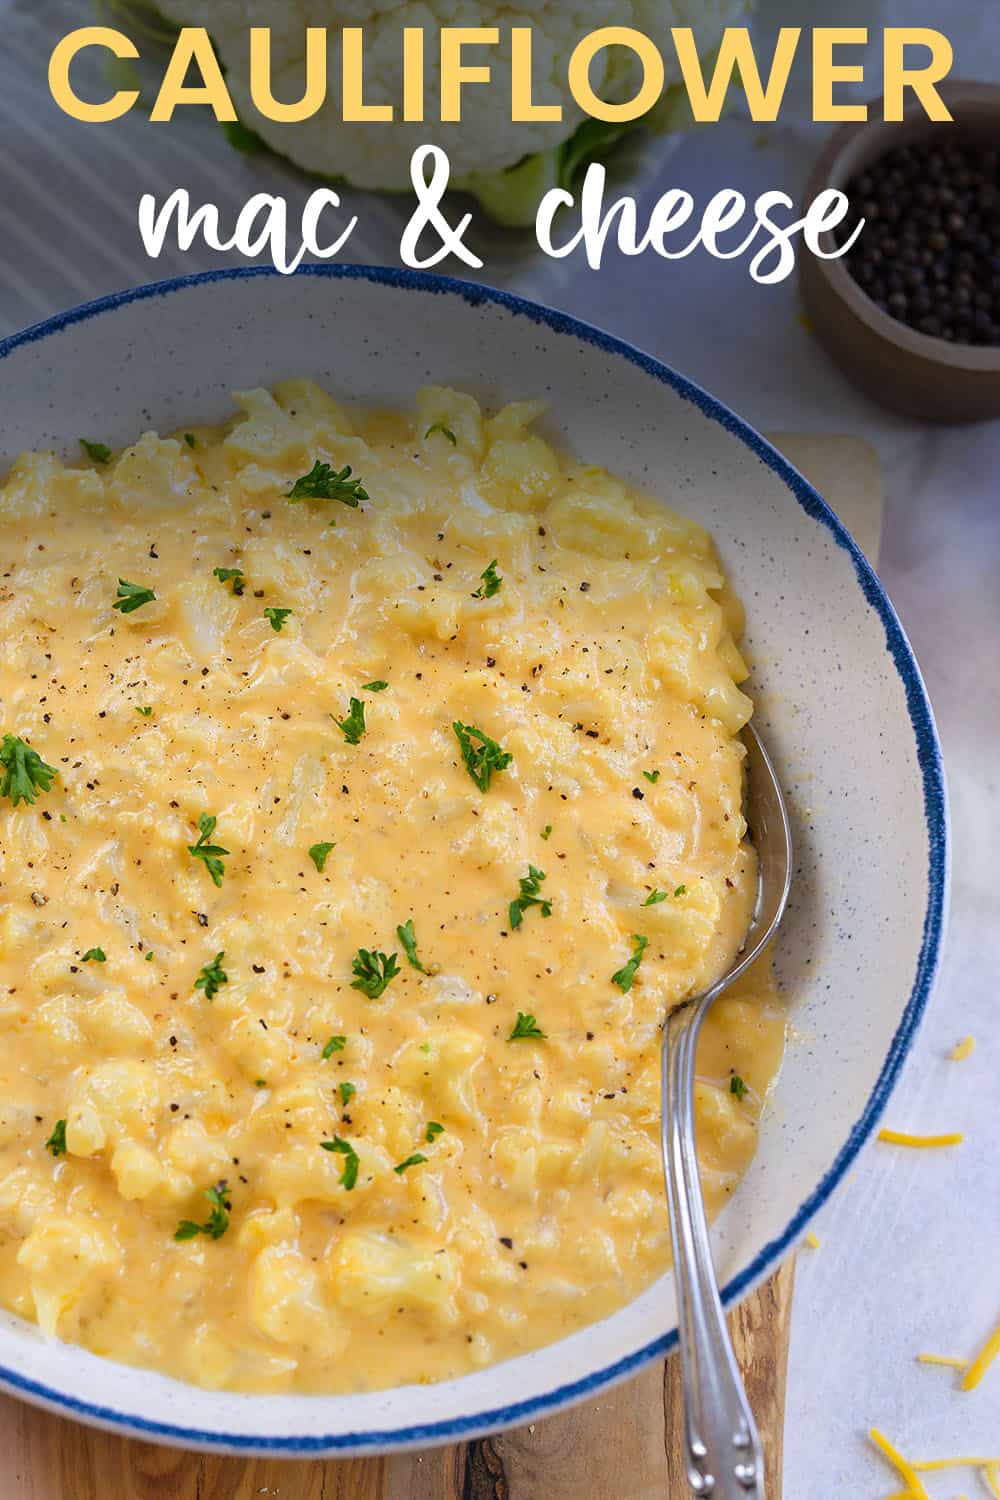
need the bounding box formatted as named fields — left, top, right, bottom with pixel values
left=0, top=267, right=947, bottom=1456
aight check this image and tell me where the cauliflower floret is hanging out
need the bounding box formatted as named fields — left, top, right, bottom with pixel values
left=480, top=433, right=562, bottom=512
left=393, top=1029, right=485, bottom=1125
left=356, top=1085, right=422, bottom=1159
left=249, top=1245, right=344, bottom=1351
left=545, top=471, right=661, bottom=558
left=108, top=432, right=196, bottom=512
left=328, top=1229, right=459, bottom=1325
left=0, top=1169, right=55, bottom=1240
left=67, top=1060, right=161, bottom=1149
left=84, top=992, right=154, bottom=1053
left=111, top=1141, right=166, bottom=1200
left=0, top=452, right=105, bottom=519
left=224, top=387, right=311, bottom=466
left=17, top=1215, right=121, bottom=1338
left=272, top=378, right=355, bottom=439
left=175, top=575, right=241, bottom=661
left=221, top=1012, right=293, bottom=1085
left=417, top=386, right=484, bottom=460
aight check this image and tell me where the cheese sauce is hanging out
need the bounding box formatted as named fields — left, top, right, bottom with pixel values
left=0, top=382, right=784, bottom=1393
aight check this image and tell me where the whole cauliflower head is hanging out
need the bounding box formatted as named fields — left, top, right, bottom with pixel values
left=155, top=1, right=751, bottom=220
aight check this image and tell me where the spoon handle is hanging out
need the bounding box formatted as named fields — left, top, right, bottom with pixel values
left=662, top=998, right=766, bottom=1499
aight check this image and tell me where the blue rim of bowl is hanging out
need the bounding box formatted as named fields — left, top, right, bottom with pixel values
left=0, top=264, right=948, bottom=1454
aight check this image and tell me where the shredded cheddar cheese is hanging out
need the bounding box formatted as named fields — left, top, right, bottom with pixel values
left=961, top=1315, right=1000, bottom=1392
left=949, top=1036, right=976, bottom=1061
left=869, top=1428, right=930, bottom=1499
left=877, top=1129, right=964, bottom=1148
left=915, top=1313, right=1000, bottom=1396
left=870, top=1431, right=1000, bottom=1499
left=914, top=1456, right=1000, bottom=1471
left=804, top=1231, right=820, bottom=1249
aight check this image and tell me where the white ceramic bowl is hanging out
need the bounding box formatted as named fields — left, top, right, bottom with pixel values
left=0, top=267, right=947, bottom=1456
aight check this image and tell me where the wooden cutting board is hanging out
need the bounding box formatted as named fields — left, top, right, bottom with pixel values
left=0, top=435, right=883, bottom=1500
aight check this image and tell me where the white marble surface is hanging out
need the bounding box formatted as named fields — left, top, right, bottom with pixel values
left=0, top=0, right=997, bottom=1492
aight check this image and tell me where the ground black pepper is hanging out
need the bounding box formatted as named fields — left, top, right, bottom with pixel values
left=839, top=137, right=1000, bottom=346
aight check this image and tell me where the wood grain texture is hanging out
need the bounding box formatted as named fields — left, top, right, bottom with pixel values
left=0, top=439, right=882, bottom=1500
left=0, top=1259, right=796, bottom=1500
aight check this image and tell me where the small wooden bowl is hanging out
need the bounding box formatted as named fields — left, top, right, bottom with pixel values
left=800, top=81, right=1000, bottom=423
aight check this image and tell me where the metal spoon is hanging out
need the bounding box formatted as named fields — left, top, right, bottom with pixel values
left=661, top=723, right=793, bottom=1499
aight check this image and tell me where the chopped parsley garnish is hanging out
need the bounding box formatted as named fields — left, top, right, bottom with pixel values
left=643, top=890, right=668, bottom=907
left=45, top=1119, right=67, bottom=1157
left=730, top=1074, right=748, bottom=1101
left=287, top=461, right=368, bottom=507
left=338, top=1081, right=356, bottom=1107
left=394, top=1153, right=428, bottom=1174
left=643, top=769, right=661, bottom=783
left=213, top=565, right=245, bottom=596
left=453, top=721, right=513, bottom=792
left=321, top=1135, right=359, bottom=1190
left=509, top=865, right=552, bottom=930
left=184, top=432, right=197, bottom=449
left=472, top=559, right=503, bottom=599
left=351, top=948, right=400, bottom=999
left=308, top=841, right=336, bottom=873
left=612, top=934, right=648, bottom=993
left=264, top=607, right=292, bottom=632
left=541, top=824, right=553, bottom=840
left=81, top=947, right=106, bottom=963
left=80, top=438, right=111, bottom=464
left=113, top=579, right=157, bottom=614
left=674, top=884, right=687, bottom=897
left=174, top=1181, right=230, bottom=1241
left=362, top=680, right=388, bottom=692
left=396, top=919, right=427, bottom=973
left=187, top=813, right=229, bottom=887
left=508, top=1011, right=546, bottom=1041
left=334, top=697, right=366, bottom=745
left=195, top=951, right=228, bottom=1000
left=425, top=423, right=457, bottom=445
left=0, top=734, right=58, bottom=807
left=426, top=1121, right=444, bottom=1142
left=322, top=1035, right=347, bottom=1059
left=136, top=706, right=153, bottom=717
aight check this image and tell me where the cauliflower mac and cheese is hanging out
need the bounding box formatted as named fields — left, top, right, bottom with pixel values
left=0, top=382, right=784, bottom=1393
